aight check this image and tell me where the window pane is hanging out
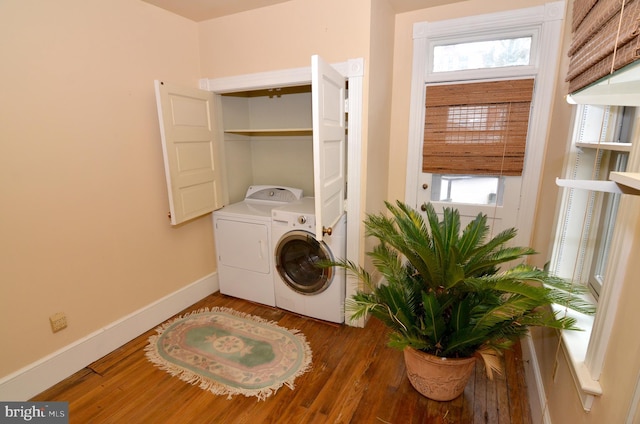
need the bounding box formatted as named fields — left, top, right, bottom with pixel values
left=588, top=149, right=628, bottom=297
left=431, top=174, right=504, bottom=205
left=433, top=37, right=532, bottom=72
left=589, top=191, right=621, bottom=297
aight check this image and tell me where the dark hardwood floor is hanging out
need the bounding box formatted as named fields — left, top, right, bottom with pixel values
left=32, top=292, right=532, bottom=423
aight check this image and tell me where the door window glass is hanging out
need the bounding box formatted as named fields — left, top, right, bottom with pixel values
left=431, top=175, right=504, bottom=205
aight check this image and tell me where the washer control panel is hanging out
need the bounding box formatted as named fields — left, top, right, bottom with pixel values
left=245, top=185, right=303, bottom=202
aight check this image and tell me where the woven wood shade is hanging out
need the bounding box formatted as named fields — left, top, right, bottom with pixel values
left=567, top=0, right=640, bottom=93
left=422, top=79, right=534, bottom=176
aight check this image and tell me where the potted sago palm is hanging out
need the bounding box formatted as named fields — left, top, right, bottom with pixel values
left=336, top=201, right=594, bottom=401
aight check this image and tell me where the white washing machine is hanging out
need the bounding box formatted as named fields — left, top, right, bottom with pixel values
left=271, top=197, right=346, bottom=323
left=213, top=185, right=303, bottom=306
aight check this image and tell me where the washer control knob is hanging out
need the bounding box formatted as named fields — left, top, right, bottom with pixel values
left=297, top=215, right=307, bottom=225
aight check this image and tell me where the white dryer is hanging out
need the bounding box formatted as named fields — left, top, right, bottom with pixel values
left=271, top=197, right=346, bottom=323
left=213, top=185, right=303, bottom=306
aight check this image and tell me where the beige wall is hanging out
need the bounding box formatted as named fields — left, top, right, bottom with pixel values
left=356, top=0, right=396, bottom=261
left=0, top=0, right=213, bottom=376
left=365, top=0, right=394, bottom=214
left=197, top=0, right=372, bottom=78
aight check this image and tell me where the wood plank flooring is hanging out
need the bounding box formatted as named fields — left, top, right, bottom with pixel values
left=32, top=292, right=532, bottom=423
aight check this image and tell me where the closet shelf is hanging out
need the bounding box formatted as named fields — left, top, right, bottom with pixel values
left=224, top=128, right=312, bottom=137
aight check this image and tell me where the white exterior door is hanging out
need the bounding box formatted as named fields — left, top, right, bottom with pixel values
left=405, top=8, right=566, bottom=248
left=154, top=80, right=224, bottom=225
left=311, top=55, right=346, bottom=241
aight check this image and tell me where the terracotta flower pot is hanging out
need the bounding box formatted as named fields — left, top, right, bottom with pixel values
left=403, top=347, right=476, bottom=401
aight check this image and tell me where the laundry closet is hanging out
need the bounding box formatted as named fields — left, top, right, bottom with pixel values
left=155, top=55, right=364, bottom=323
left=219, top=85, right=316, bottom=204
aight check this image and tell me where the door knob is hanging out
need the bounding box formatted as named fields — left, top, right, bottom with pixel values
left=322, top=226, right=333, bottom=236
left=422, top=183, right=429, bottom=190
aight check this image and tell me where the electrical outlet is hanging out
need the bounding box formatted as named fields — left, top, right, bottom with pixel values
left=49, top=312, right=67, bottom=333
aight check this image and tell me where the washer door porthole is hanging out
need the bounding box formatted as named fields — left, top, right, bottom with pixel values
left=275, top=231, right=334, bottom=295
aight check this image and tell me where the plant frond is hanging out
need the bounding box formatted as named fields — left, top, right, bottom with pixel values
left=472, top=296, right=542, bottom=331
left=443, top=326, right=493, bottom=356
left=457, top=212, right=489, bottom=260
left=326, top=258, right=374, bottom=291
left=422, top=292, right=446, bottom=345
left=475, top=346, right=503, bottom=380
left=370, top=202, right=441, bottom=289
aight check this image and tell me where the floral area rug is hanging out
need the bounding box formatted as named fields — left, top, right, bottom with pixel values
left=145, top=307, right=312, bottom=401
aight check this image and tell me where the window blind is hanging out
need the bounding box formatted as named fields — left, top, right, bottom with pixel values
left=422, top=79, right=534, bottom=176
left=567, top=0, right=640, bottom=93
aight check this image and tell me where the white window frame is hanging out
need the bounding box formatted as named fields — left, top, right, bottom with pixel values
left=551, top=105, right=631, bottom=297
left=427, top=29, right=540, bottom=82
left=405, top=1, right=566, bottom=249
left=552, top=96, right=640, bottom=411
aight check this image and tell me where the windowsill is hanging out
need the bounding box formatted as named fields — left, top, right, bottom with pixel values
left=610, top=172, right=640, bottom=191
left=551, top=301, right=602, bottom=412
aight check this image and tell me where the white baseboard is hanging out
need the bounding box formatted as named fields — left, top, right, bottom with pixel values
left=521, top=332, right=552, bottom=424
left=0, top=272, right=218, bottom=401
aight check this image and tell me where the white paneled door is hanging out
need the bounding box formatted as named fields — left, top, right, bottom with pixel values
left=311, top=55, right=346, bottom=241
left=154, top=80, right=224, bottom=225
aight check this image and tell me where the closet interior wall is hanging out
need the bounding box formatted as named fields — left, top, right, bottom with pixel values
left=220, top=85, right=315, bottom=203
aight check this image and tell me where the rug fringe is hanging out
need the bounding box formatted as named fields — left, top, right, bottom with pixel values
left=151, top=306, right=305, bottom=333
left=144, top=306, right=313, bottom=401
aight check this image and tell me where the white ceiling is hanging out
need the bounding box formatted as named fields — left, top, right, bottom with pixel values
left=141, top=0, right=466, bottom=22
